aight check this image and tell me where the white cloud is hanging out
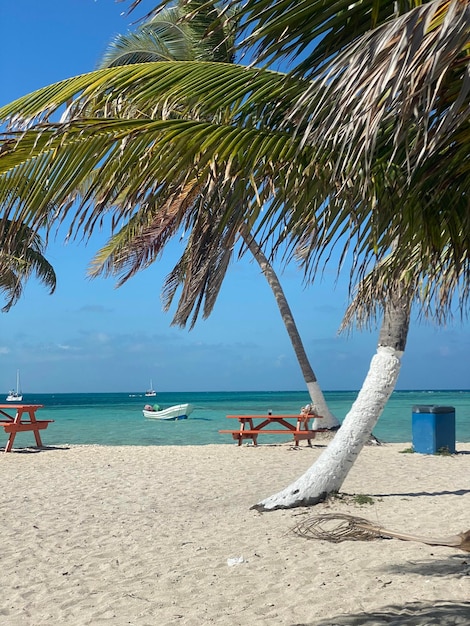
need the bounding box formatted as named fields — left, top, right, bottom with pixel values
left=274, top=354, right=287, bottom=368
left=95, top=333, right=111, bottom=344
left=438, top=345, right=452, bottom=357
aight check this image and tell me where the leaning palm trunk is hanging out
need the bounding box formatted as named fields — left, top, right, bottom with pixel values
left=254, top=295, right=411, bottom=511
left=240, top=225, right=340, bottom=429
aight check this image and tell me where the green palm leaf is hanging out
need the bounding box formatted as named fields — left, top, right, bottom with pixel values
left=0, top=221, right=56, bottom=311
left=0, top=62, right=305, bottom=127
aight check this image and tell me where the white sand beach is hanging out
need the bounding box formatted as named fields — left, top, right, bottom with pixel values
left=1, top=441, right=469, bottom=625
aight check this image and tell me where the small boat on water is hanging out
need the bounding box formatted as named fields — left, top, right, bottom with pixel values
left=143, top=403, right=194, bottom=421
left=6, top=370, right=23, bottom=402
left=145, top=379, right=157, bottom=397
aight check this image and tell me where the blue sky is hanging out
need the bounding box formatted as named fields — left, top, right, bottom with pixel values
left=0, top=0, right=468, bottom=394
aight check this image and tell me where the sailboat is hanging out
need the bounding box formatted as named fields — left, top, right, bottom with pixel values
left=144, top=379, right=157, bottom=397
left=6, top=370, right=23, bottom=402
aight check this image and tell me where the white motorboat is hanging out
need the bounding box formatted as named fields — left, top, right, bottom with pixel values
left=6, top=370, right=23, bottom=402
left=143, top=403, right=194, bottom=421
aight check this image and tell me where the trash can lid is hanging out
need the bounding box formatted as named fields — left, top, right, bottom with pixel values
left=412, top=405, right=455, bottom=413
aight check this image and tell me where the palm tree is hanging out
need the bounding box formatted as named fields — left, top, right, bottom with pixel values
left=130, top=1, right=466, bottom=512
left=216, top=0, right=469, bottom=510
left=91, top=4, right=339, bottom=428
left=0, top=61, right=417, bottom=512
left=0, top=0, right=467, bottom=509
left=0, top=220, right=56, bottom=311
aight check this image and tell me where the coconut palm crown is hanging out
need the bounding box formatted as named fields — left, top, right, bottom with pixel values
left=0, top=0, right=468, bottom=323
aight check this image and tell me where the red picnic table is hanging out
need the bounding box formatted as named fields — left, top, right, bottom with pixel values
left=0, top=404, right=53, bottom=452
left=220, top=413, right=327, bottom=446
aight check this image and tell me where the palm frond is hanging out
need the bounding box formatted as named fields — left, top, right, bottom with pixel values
left=98, top=7, right=212, bottom=67
left=0, top=61, right=305, bottom=130
left=296, top=0, right=470, bottom=178
left=140, top=0, right=401, bottom=74
left=0, top=220, right=56, bottom=311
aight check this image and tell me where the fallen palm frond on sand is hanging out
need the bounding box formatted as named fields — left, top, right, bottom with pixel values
left=292, top=513, right=470, bottom=552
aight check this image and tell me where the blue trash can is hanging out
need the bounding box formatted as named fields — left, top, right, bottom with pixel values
left=412, top=405, right=456, bottom=454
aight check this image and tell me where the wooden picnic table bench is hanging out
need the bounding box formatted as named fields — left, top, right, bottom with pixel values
left=220, top=413, right=327, bottom=446
left=0, top=404, right=53, bottom=452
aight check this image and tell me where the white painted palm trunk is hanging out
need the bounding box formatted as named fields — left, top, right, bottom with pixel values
left=306, top=380, right=341, bottom=429
left=255, top=346, right=402, bottom=510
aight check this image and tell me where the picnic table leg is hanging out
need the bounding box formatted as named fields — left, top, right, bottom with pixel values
left=4, top=431, right=17, bottom=453
left=4, top=409, right=22, bottom=453
left=237, top=418, right=258, bottom=446
left=26, top=409, right=44, bottom=447
left=238, top=421, right=244, bottom=445
left=33, top=428, right=44, bottom=447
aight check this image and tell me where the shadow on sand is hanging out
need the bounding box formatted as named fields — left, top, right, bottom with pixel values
left=369, top=488, right=470, bottom=498
left=295, top=600, right=470, bottom=625
left=3, top=445, right=71, bottom=454
left=384, top=553, right=470, bottom=579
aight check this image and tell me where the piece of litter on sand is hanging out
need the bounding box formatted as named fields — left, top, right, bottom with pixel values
left=227, top=556, right=245, bottom=566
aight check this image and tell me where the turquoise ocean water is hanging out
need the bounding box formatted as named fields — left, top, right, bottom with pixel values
left=6, top=389, right=469, bottom=447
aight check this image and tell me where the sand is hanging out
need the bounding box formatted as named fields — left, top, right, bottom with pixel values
left=1, top=440, right=469, bottom=625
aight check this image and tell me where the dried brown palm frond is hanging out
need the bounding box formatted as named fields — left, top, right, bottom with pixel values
left=339, top=241, right=470, bottom=331
left=292, top=513, right=470, bottom=552
left=297, top=0, right=470, bottom=174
